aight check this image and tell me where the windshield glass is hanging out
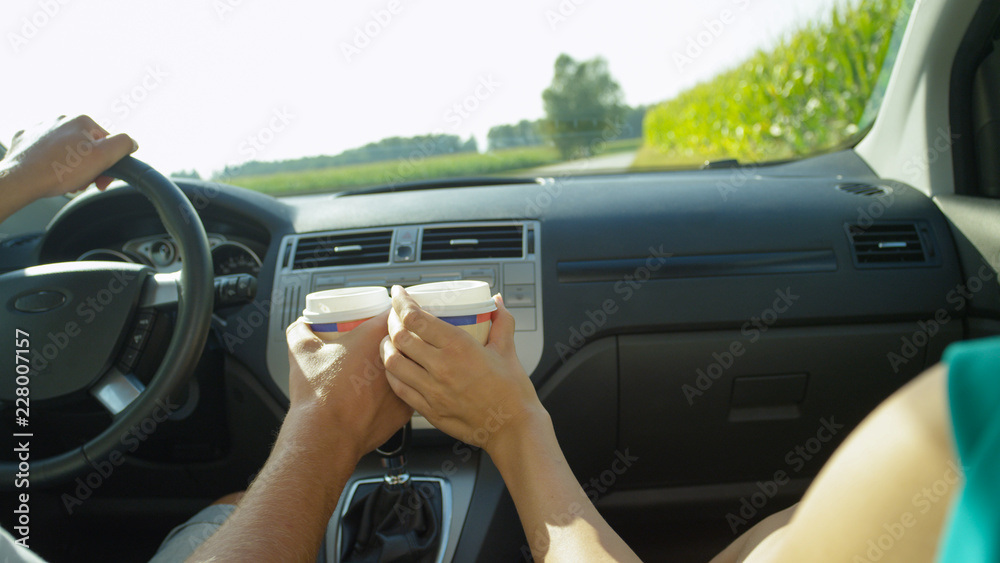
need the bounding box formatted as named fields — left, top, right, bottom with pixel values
left=2, top=0, right=910, bottom=196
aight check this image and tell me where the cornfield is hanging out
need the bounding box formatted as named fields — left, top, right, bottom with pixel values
left=639, top=0, right=906, bottom=167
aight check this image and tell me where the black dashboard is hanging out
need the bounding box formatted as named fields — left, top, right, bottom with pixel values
left=5, top=148, right=996, bottom=561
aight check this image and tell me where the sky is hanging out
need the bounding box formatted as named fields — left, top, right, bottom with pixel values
left=1, top=0, right=842, bottom=177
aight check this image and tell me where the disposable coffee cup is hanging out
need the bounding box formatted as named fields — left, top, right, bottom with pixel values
left=302, top=286, right=391, bottom=342
left=404, top=280, right=497, bottom=344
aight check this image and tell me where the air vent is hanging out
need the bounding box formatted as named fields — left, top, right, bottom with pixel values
left=421, top=225, right=523, bottom=261
left=292, top=231, right=392, bottom=269
left=847, top=223, right=929, bottom=266
left=838, top=183, right=890, bottom=197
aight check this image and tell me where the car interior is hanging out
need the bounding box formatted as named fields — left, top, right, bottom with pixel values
left=2, top=0, right=1000, bottom=561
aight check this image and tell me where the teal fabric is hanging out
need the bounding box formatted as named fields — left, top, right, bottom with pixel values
left=937, top=336, right=1000, bottom=562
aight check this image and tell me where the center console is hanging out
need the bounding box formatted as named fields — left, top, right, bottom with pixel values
left=265, top=221, right=541, bottom=561
left=266, top=221, right=544, bottom=417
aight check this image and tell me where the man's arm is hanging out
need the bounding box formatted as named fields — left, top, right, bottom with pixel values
left=0, top=115, right=136, bottom=223
left=188, top=314, right=413, bottom=562
left=381, top=287, right=641, bottom=562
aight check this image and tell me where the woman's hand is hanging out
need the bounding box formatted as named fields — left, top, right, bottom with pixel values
left=380, top=285, right=544, bottom=456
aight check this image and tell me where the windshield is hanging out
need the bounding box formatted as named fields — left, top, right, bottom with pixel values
left=2, top=0, right=910, bottom=196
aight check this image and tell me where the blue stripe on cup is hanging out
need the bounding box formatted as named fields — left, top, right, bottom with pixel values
left=440, top=313, right=491, bottom=326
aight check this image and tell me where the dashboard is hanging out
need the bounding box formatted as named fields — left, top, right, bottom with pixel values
left=76, top=233, right=262, bottom=278
left=4, top=147, right=999, bottom=561
left=31, top=186, right=272, bottom=298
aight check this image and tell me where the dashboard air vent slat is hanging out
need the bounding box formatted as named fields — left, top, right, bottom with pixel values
left=847, top=223, right=928, bottom=266
left=292, top=231, right=392, bottom=269
left=421, top=225, right=524, bottom=261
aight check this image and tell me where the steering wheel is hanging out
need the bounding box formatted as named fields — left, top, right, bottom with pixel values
left=0, top=157, right=214, bottom=488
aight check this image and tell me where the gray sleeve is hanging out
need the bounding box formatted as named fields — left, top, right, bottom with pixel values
left=147, top=504, right=236, bottom=563
left=0, top=526, right=48, bottom=563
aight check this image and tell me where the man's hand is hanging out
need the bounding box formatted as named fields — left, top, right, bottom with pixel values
left=381, top=285, right=544, bottom=455
left=2, top=115, right=137, bottom=196
left=0, top=115, right=137, bottom=224
left=191, top=314, right=411, bottom=563
left=286, top=312, right=413, bottom=462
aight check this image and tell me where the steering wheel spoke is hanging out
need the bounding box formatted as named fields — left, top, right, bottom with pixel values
left=140, top=271, right=182, bottom=307
left=91, top=368, right=147, bottom=416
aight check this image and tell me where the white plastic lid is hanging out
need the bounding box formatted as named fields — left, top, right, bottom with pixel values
left=302, top=286, right=391, bottom=324
left=405, top=280, right=497, bottom=318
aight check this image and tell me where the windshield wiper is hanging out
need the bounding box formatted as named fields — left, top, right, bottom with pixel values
left=337, top=176, right=543, bottom=197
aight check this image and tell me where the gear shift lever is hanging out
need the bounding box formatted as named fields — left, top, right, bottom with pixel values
left=375, top=423, right=411, bottom=486
left=340, top=421, right=444, bottom=562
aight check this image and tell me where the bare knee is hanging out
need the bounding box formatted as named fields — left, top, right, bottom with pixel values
left=211, top=491, right=245, bottom=506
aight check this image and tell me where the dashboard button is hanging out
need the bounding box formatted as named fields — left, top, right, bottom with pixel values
left=315, top=274, right=345, bottom=287
left=118, top=346, right=141, bottom=372
left=129, top=328, right=150, bottom=350
left=237, top=275, right=256, bottom=299
left=134, top=311, right=155, bottom=332
left=395, top=244, right=415, bottom=262
left=502, top=284, right=535, bottom=307
left=223, top=277, right=239, bottom=299
left=420, top=273, right=460, bottom=282
left=504, top=263, right=535, bottom=285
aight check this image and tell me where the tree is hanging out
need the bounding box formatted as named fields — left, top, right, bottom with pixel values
left=171, top=169, right=202, bottom=179
left=542, top=54, right=625, bottom=159
left=487, top=119, right=545, bottom=151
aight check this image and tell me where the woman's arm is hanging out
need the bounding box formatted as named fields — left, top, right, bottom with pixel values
left=741, top=364, right=956, bottom=563
left=381, top=287, right=641, bottom=562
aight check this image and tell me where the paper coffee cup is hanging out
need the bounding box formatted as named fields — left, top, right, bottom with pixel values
left=302, top=286, right=391, bottom=342
left=405, top=280, right=497, bottom=344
